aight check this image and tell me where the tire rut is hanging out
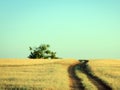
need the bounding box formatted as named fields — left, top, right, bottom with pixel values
left=78, top=60, right=112, bottom=90
left=68, top=64, right=85, bottom=90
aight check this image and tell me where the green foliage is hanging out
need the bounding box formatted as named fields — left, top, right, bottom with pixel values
left=28, top=44, right=59, bottom=59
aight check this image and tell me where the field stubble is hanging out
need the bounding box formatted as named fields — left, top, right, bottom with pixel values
left=88, top=60, right=120, bottom=90
left=0, top=59, right=77, bottom=90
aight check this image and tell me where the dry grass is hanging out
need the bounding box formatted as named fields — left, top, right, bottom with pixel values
left=1, top=59, right=119, bottom=90
left=0, top=59, right=77, bottom=90
left=75, top=69, right=97, bottom=90
left=88, top=59, right=120, bottom=90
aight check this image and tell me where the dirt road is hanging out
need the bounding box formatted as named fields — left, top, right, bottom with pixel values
left=68, top=64, right=84, bottom=90
left=68, top=61, right=112, bottom=90
left=79, top=60, right=112, bottom=90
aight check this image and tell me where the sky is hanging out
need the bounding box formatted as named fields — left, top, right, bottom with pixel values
left=0, top=0, right=120, bottom=59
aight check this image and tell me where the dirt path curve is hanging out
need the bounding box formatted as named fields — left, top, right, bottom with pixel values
left=86, top=74, right=111, bottom=90
left=68, top=64, right=84, bottom=90
left=79, top=60, right=112, bottom=90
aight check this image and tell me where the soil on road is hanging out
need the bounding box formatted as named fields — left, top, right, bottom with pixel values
left=68, top=61, right=112, bottom=90
left=68, top=64, right=84, bottom=90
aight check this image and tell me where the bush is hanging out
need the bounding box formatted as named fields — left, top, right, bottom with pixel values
left=28, top=44, right=59, bottom=59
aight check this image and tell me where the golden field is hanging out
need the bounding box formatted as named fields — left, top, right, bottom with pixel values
left=0, top=59, right=120, bottom=90
left=0, top=59, right=78, bottom=90
left=75, top=69, right=97, bottom=90
left=88, top=59, right=120, bottom=90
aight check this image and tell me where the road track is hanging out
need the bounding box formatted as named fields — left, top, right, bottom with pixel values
left=68, top=61, right=112, bottom=90
left=68, top=64, right=84, bottom=90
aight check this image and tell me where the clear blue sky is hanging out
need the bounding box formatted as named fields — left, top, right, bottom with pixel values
left=0, top=0, right=120, bottom=59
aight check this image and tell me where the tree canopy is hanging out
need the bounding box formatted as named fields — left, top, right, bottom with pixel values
left=28, top=44, right=59, bottom=59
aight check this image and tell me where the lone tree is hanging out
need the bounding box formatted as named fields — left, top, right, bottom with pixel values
left=28, top=44, right=58, bottom=59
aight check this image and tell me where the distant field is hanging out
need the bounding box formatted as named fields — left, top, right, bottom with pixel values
left=88, top=59, right=120, bottom=90
left=0, top=59, right=78, bottom=90
left=0, top=59, right=120, bottom=90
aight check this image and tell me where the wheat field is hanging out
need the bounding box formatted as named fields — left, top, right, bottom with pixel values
left=88, top=59, right=120, bottom=90
left=0, top=59, right=120, bottom=90
left=0, top=59, right=78, bottom=90
left=75, top=69, right=97, bottom=90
